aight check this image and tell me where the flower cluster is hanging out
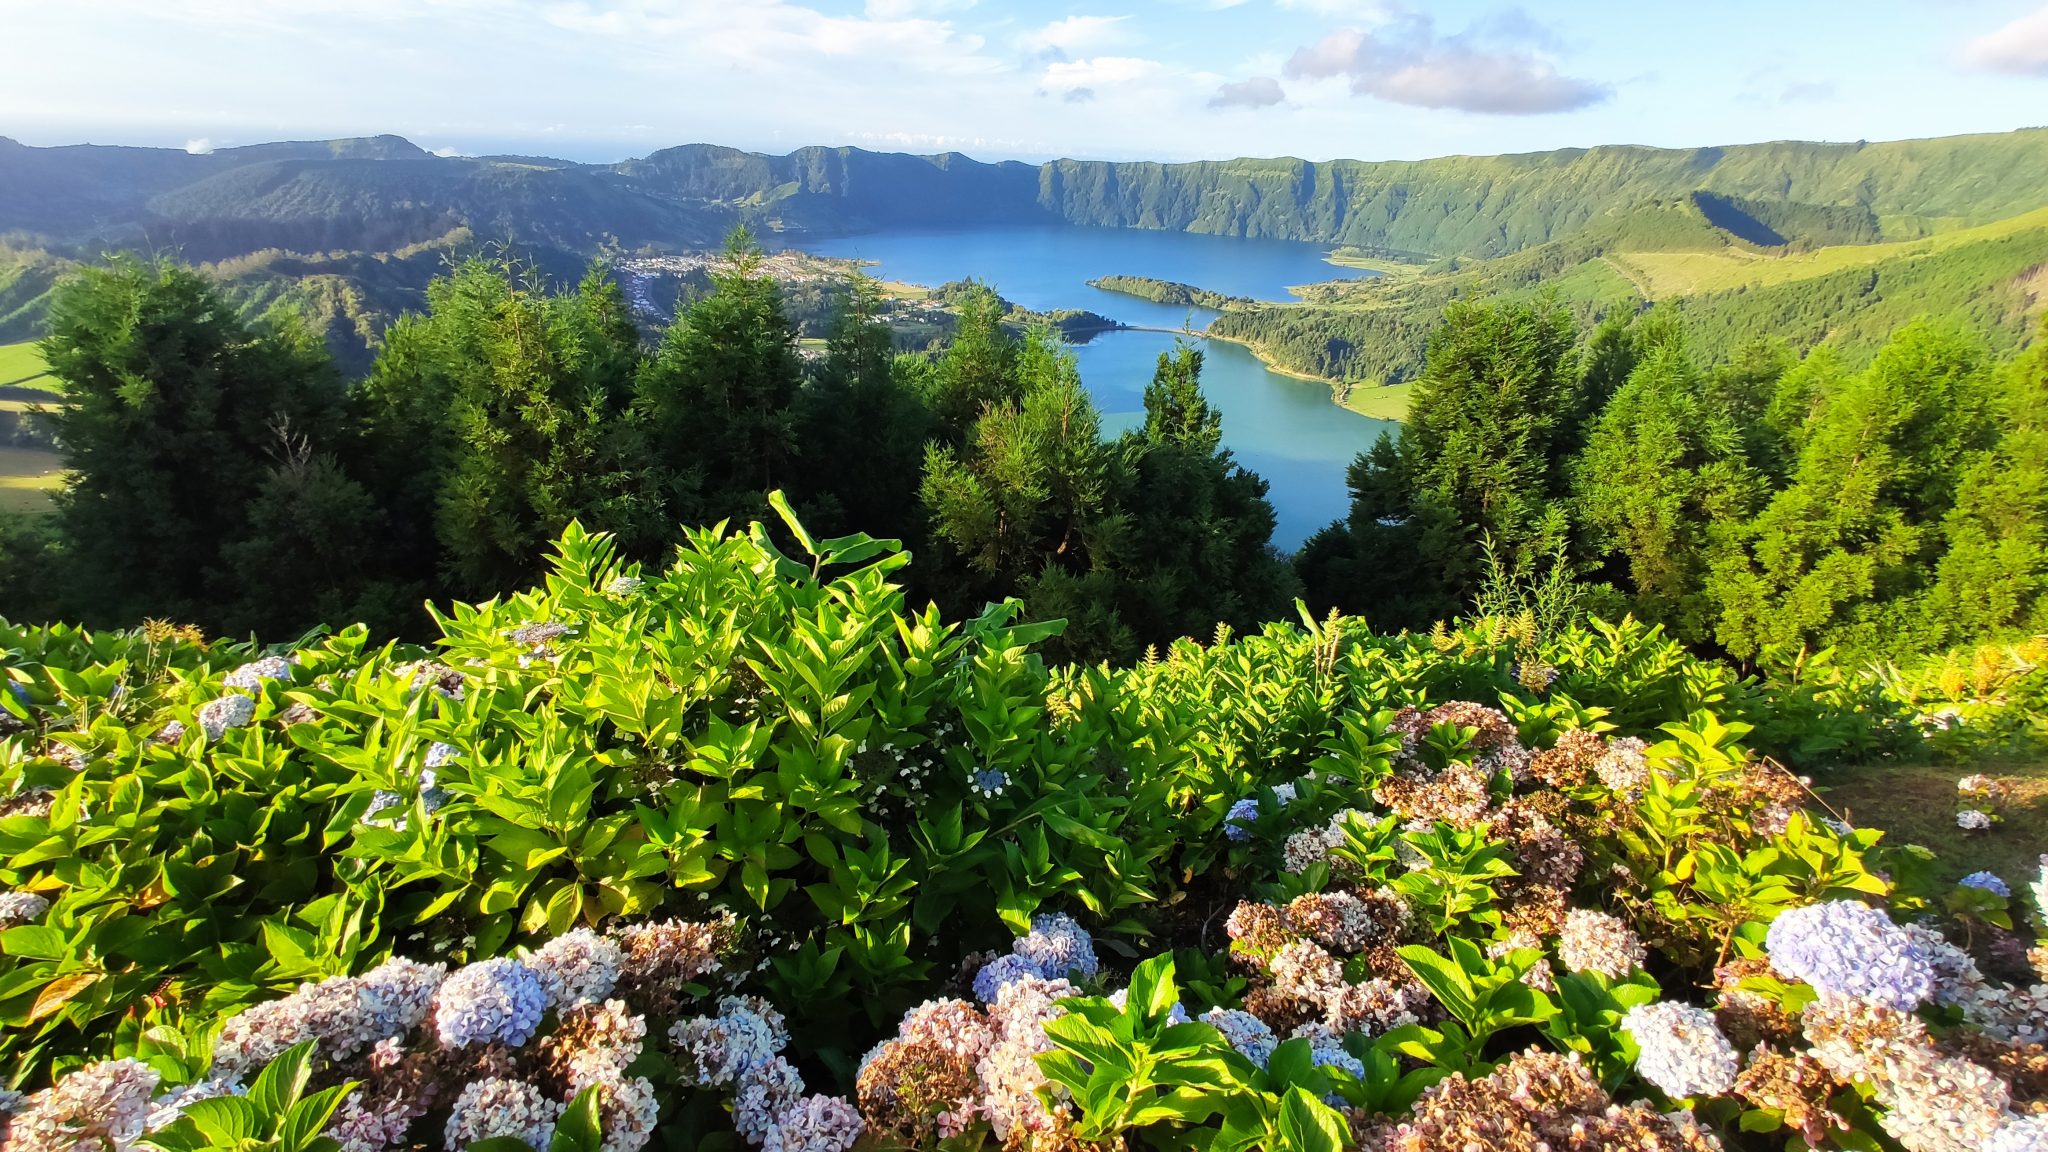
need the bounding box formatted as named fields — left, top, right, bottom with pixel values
left=672, top=996, right=861, bottom=1152
left=214, top=956, right=446, bottom=1076
left=856, top=1000, right=995, bottom=1143
left=972, top=913, right=1098, bottom=1002
left=444, top=1077, right=561, bottom=1150
left=1960, top=870, right=2012, bottom=898
left=435, top=957, right=550, bottom=1049
left=1591, top=736, right=1651, bottom=799
left=1353, top=1047, right=1721, bottom=1152
left=1620, top=1001, right=1740, bottom=1098
left=1958, top=809, right=1994, bottom=830
left=1557, top=908, right=1645, bottom=979
left=1765, top=901, right=1935, bottom=1011
left=0, top=889, right=50, bottom=928
left=1202, top=1007, right=1279, bottom=1066
left=1284, top=890, right=1407, bottom=955
left=197, top=692, right=257, bottom=741
left=3, top=1058, right=159, bottom=1152
left=223, top=655, right=294, bottom=691
left=1802, top=996, right=2019, bottom=1152
left=527, top=927, right=624, bottom=1009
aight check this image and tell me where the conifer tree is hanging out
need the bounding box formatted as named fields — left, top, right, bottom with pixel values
left=39, top=256, right=371, bottom=630
left=634, top=228, right=803, bottom=529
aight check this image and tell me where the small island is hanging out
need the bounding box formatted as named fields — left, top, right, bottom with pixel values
left=1086, top=275, right=1253, bottom=311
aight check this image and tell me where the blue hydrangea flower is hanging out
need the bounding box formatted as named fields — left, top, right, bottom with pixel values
left=1764, top=900, right=1935, bottom=1011
left=972, top=953, right=1039, bottom=1004
left=1223, top=798, right=1259, bottom=842
left=1985, top=1115, right=2048, bottom=1152
left=362, top=790, right=407, bottom=828
left=418, top=770, right=450, bottom=816
left=969, top=769, right=1008, bottom=799
left=425, top=742, right=460, bottom=769
left=1959, top=871, right=2011, bottom=898
left=433, top=958, right=548, bottom=1048
left=1014, top=913, right=1099, bottom=982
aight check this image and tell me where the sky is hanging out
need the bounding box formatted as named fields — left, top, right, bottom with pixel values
left=3, top=0, right=2048, bottom=164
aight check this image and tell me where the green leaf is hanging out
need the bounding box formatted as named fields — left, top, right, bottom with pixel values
left=282, top=1085, right=358, bottom=1152
left=249, top=1039, right=317, bottom=1120
left=1124, top=954, right=1180, bottom=1023
left=1276, top=1086, right=1347, bottom=1152
left=179, top=1096, right=263, bottom=1144
left=550, top=1087, right=605, bottom=1152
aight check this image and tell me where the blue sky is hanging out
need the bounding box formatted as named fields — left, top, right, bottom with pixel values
left=3, top=0, right=2047, bottom=163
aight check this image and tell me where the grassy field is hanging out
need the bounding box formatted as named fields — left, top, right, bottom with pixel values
left=1610, top=203, right=2048, bottom=299
left=0, top=341, right=55, bottom=391
left=0, top=444, right=63, bottom=513
left=1342, top=381, right=1415, bottom=421
left=1823, top=758, right=2047, bottom=892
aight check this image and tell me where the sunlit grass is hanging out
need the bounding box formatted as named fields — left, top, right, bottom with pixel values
left=1610, top=204, right=2048, bottom=299
left=0, top=445, right=63, bottom=513
left=0, top=341, right=55, bottom=391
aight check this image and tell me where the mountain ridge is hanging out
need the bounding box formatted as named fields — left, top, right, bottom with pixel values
left=5, top=126, right=2047, bottom=264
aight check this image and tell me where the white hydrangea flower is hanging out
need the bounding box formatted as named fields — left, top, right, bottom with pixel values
left=762, top=1094, right=863, bottom=1152
left=1957, top=809, right=1993, bottom=831
left=1557, top=908, right=1645, bottom=978
left=223, top=656, right=294, bottom=692
left=0, top=890, right=51, bottom=927
left=1202, top=1007, right=1278, bottom=1066
left=1621, top=1001, right=1739, bottom=1098
left=526, top=927, right=622, bottom=1008
left=444, top=1078, right=560, bottom=1151
left=198, top=693, right=258, bottom=741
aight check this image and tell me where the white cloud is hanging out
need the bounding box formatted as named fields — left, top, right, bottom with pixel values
left=863, top=0, right=976, bottom=17
left=1020, top=14, right=1133, bottom=57
left=184, top=137, right=215, bottom=154
left=1964, top=4, right=2048, bottom=74
left=1041, top=55, right=1162, bottom=92
left=1209, top=75, right=1285, bottom=108
left=1284, top=9, right=1609, bottom=114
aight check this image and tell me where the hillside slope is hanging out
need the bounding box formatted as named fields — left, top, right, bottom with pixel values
left=1208, top=194, right=2048, bottom=389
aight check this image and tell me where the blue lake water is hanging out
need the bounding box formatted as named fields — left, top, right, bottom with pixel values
left=788, top=226, right=1397, bottom=548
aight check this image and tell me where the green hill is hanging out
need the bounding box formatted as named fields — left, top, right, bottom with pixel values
left=7, top=127, right=2048, bottom=265
left=1210, top=195, right=2048, bottom=387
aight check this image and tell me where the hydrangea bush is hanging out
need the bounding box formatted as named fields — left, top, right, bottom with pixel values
left=3, top=505, right=2044, bottom=1152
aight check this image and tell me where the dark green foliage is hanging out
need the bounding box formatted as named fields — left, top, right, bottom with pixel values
left=919, top=322, right=1292, bottom=661
left=36, top=256, right=384, bottom=633
left=1141, top=342, right=1221, bottom=452
left=1294, top=300, right=1587, bottom=630
left=925, top=282, right=1022, bottom=434
left=1115, top=345, right=1298, bottom=647
left=633, top=229, right=804, bottom=530
left=1303, top=300, right=2048, bottom=668
left=793, top=274, right=940, bottom=544
left=358, top=256, right=652, bottom=595
left=1571, top=337, right=1762, bottom=641
left=1704, top=323, right=2005, bottom=661
left=1088, top=275, right=1251, bottom=311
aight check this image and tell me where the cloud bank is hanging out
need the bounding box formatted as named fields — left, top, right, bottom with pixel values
left=1965, top=4, right=2048, bottom=75
left=1209, top=75, right=1285, bottom=108
left=1284, top=9, right=1609, bottom=114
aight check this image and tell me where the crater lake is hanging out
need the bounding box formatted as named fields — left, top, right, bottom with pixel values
left=787, top=226, right=1396, bottom=548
